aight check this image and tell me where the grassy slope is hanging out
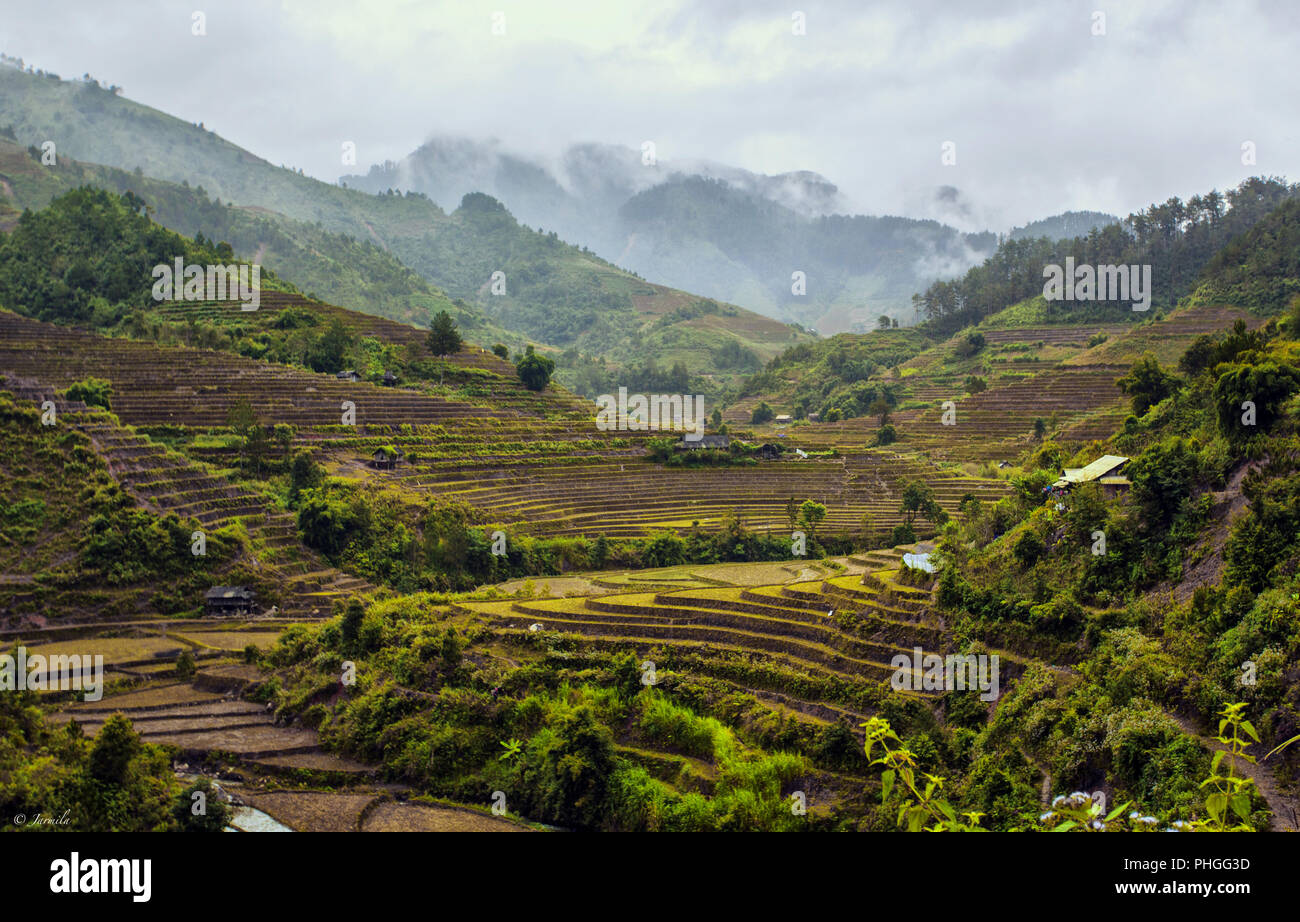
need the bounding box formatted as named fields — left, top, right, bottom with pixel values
left=0, top=67, right=811, bottom=392
left=0, top=138, right=518, bottom=349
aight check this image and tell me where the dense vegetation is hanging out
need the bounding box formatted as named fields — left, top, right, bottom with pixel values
left=254, top=596, right=933, bottom=831
left=914, top=177, right=1300, bottom=331
left=0, top=696, right=228, bottom=832
left=740, top=327, right=932, bottom=421
left=0, top=185, right=287, bottom=327
left=0, top=69, right=809, bottom=397
left=0, top=188, right=536, bottom=393
left=913, top=302, right=1300, bottom=825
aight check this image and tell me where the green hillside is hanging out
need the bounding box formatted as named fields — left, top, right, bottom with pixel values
left=0, top=135, right=498, bottom=338
left=3, top=162, right=1300, bottom=833
left=0, top=67, right=811, bottom=395
left=913, top=177, right=1300, bottom=333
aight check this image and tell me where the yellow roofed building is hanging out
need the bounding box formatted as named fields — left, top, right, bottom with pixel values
left=1055, top=455, right=1131, bottom=497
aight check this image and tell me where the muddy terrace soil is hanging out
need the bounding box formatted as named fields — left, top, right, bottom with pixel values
left=236, top=791, right=534, bottom=832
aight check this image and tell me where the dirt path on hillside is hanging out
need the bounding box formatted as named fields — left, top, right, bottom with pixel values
left=1169, top=711, right=1298, bottom=831
left=1165, top=460, right=1261, bottom=604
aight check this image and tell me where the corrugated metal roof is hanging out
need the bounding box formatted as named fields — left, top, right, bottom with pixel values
left=1061, top=455, right=1129, bottom=484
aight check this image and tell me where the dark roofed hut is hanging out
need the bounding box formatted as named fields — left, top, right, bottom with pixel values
left=370, top=447, right=403, bottom=470
left=204, top=586, right=258, bottom=616
left=677, top=434, right=731, bottom=451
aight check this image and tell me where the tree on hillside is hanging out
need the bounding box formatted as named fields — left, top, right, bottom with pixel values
left=226, top=397, right=258, bottom=469
left=868, top=396, right=892, bottom=427
left=89, top=714, right=141, bottom=784
left=785, top=496, right=800, bottom=530
left=1117, top=354, right=1181, bottom=415
left=174, top=778, right=231, bottom=832
left=427, top=310, right=463, bottom=356
left=798, top=500, right=828, bottom=542
left=306, top=319, right=353, bottom=373
left=1213, top=361, right=1300, bottom=448
left=1013, top=529, right=1046, bottom=567
left=1126, top=437, right=1199, bottom=528
left=61, top=377, right=114, bottom=410
left=288, top=451, right=323, bottom=504
left=954, top=331, right=986, bottom=357
left=491, top=343, right=509, bottom=360
left=516, top=345, right=555, bottom=391
left=752, top=402, right=775, bottom=424
left=901, top=480, right=947, bottom=528
left=341, top=598, right=365, bottom=654
left=528, top=705, right=616, bottom=827
left=272, top=423, right=295, bottom=463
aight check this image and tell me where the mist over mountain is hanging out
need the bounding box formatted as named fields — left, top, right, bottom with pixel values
left=343, top=137, right=1010, bottom=333
left=0, top=64, right=809, bottom=396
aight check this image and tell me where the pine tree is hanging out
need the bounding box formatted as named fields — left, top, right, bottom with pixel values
left=427, top=310, right=463, bottom=356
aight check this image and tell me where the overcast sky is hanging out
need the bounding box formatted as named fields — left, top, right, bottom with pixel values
left=3, top=0, right=1297, bottom=230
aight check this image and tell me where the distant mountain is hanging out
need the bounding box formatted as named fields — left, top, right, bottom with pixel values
left=1009, top=210, right=1120, bottom=241
left=0, top=64, right=808, bottom=395
left=0, top=137, right=487, bottom=336
left=342, top=136, right=1000, bottom=334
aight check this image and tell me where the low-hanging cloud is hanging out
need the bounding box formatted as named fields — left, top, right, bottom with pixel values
left=2, top=0, right=1296, bottom=229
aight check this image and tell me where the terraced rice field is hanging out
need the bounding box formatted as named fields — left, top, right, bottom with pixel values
left=456, top=550, right=952, bottom=728
left=149, top=292, right=596, bottom=417
left=39, top=551, right=1009, bottom=829
left=733, top=308, right=1263, bottom=464
left=0, top=310, right=1008, bottom=539
left=53, top=675, right=374, bottom=775
left=394, top=449, right=1006, bottom=537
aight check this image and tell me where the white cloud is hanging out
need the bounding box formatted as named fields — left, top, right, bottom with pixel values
left=4, top=0, right=1297, bottom=228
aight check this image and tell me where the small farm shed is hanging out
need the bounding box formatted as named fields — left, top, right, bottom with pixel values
left=370, top=447, right=403, bottom=470
left=678, top=435, right=731, bottom=450
left=1055, top=455, right=1131, bottom=497
left=205, top=586, right=258, bottom=616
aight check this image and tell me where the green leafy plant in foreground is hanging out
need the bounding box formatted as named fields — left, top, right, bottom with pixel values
left=866, top=703, right=1271, bottom=832
left=862, top=717, right=985, bottom=831
left=1194, top=702, right=1259, bottom=832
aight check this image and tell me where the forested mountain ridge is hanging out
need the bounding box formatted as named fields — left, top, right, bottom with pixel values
left=0, top=65, right=808, bottom=394
left=342, top=134, right=1004, bottom=334
left=913, top=177, right=1300, bottom=333
left=0, top=135, right=500, bottom=338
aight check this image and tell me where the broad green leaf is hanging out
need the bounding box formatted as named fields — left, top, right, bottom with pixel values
left=1229, top=793, right=1251, bottom=822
